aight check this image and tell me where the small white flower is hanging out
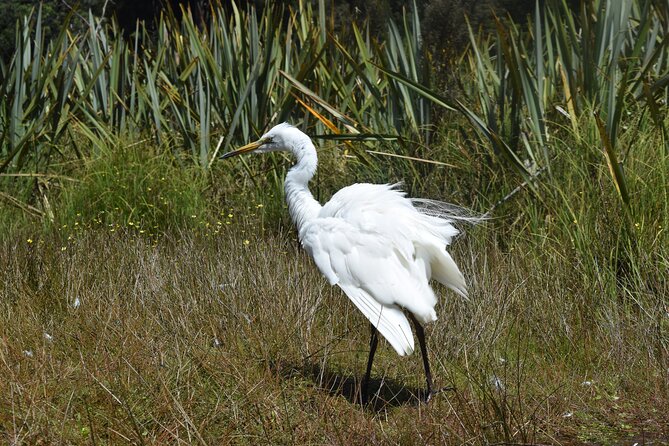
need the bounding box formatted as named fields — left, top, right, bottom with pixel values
left=563, top=411, right=573, bottom=418
left=490, top=375, right=504, bottom=391
left=581, top=380, right=593, bottom=386
left=23, top=350, right=34, bottom=358
left=43, top=332, right=53, bottom=342
left=523, top=159, right=538, bottom=175
left=213, top=337, right=222, bottom=347
left=72, top=297, right=81, bottom=309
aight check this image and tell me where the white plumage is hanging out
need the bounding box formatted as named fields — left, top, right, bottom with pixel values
left=223, top=122, right=469, bottom=402
left=302, top=183, right=467, bottom=356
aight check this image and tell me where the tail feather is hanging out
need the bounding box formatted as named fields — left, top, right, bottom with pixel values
left=411, top=197, right=475, bottom=299
left=431, top=247, right=468, bottom=299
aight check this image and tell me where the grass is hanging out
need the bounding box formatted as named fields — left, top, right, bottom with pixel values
left=54, top=139, right=211, bottom=235
left=1, top=202, right=667, bottom=444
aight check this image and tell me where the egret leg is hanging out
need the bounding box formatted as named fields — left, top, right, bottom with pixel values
left=408, top=314, right=435, bottom=402
left=361, top=323, right=378, bottom=404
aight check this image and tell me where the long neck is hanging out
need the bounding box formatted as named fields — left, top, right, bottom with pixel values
left=284, top=140, right=322, bottom=239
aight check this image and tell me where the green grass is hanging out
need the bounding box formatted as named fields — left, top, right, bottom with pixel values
left=55, top=139, right=211, bottom=235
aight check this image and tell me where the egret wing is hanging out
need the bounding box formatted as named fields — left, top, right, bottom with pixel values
left=302, top=218, right=415, bottom=356
left=324, top=183, right=468, bottom=298
left=302, top=183, right=468, bottom=357
left=338, top=283, right=414, bottom=356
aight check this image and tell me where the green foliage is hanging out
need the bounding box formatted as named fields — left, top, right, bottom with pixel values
left=462, top=0, right=668, bottom=193
left=0, top=0, right=426, bottom=170
left=381, top=0, right=668, bottom=220
left=57, top=138, right=209, bottom=234
left=0, top=0, right=666, bottom=231
left=0, top=0, right=459, bottom=217
left=0, top=1, right=34, bottom=61
left=0, top=0, right=108, bottom=61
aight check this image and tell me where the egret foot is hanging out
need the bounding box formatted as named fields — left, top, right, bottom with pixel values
left=422, top=385, right=455, bottom=403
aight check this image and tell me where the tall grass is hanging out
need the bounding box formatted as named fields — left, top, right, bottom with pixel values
left=369, top=0, right=668, bottom=282
left=0, top=1, right=439, bottom=190
left=2, top=0, right=516, bottom=220
left=3, top=0, right=663, bottom=217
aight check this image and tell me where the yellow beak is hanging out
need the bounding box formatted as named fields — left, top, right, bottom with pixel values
left=221, top=139, right=265, bottom=159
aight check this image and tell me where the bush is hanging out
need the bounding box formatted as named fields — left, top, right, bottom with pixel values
left=56, top=140, right=209, bottom=235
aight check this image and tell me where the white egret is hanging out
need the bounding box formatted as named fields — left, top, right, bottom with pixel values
left=223, top=123, right=469, bottom=403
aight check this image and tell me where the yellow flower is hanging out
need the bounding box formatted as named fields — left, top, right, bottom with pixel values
left=243, top=239, right=250, bottom=246
left=27, top=238, right=33, bottom=244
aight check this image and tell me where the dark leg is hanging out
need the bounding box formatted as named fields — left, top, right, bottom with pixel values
left=408, top=314, right=435, bottom=402
left=361, top=323, right=379, bottom=404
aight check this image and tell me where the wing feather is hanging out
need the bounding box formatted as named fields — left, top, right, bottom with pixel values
left=302, top=219, right=415, bottom=356
left=301, top=183, right=467, bottom=357
left=338, top=284, right=414, bottom=356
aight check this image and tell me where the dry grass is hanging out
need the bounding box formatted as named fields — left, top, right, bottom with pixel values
left=1, top=222, right=667, bottom=445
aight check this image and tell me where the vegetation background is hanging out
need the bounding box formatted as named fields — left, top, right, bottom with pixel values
left=1, top=0, right=667, bottom=444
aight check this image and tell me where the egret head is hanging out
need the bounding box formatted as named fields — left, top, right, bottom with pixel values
left=222, top=123, right=309, bottom=159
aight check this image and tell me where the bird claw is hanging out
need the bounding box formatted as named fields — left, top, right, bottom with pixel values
left=423, top=385, right=455, bottom=404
